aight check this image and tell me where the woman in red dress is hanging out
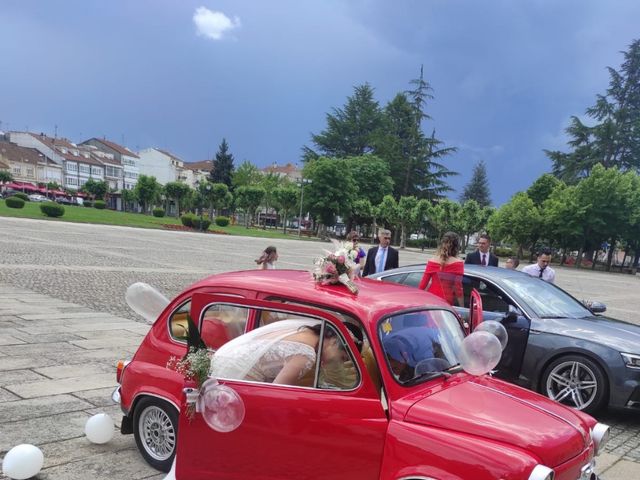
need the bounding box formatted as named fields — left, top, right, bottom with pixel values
left=418, top=232, right=464, bottom=307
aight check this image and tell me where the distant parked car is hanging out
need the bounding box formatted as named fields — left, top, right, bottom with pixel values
left=54, top=197, right=73, bottom=205
left=27, top=194, right=48, bottom=202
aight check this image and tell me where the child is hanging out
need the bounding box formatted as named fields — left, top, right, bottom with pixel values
left=255, top=246, right=278, bottom=270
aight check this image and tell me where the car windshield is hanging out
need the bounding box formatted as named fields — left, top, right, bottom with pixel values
left=379, top=309, right=465, bottom=385
left=501, top=275, right=591, bottom=318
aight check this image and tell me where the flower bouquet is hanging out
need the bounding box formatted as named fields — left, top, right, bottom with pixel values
left=167, top=346, right=212, bottom=419
left=312, top=241, right=359, bottom=294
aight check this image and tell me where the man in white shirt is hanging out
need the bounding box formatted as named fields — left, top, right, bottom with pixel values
left=522, top=248, right=556, bottom=283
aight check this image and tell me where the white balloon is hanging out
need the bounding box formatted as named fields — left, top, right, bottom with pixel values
left=459, top=331, right=502, bottom=376
left=2, top=444, right=44, bottom=480
left=197, top=379, right=245, bottom=432
left=85, top=413, right=115, bottom=444
left=125, top=282, right=170, bottom=324
left=475, top=320, right=509, bottom=350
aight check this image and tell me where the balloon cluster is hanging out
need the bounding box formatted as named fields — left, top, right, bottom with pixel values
left=459, top=321, right=508, bottom=376
left=125, top=282, right=170, bottom=323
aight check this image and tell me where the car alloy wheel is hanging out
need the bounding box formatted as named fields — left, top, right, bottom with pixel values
left=133, top=397, right=178, bottom=472
left=542, top=355, right=607, bottom=414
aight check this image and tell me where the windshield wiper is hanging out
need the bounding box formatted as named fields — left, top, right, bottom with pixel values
left=405, top=370, right=451, bottom=386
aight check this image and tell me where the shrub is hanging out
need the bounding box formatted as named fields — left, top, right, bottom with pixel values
left=181, top=213, right=196, bottom=227
left=5, top=196, right=25, bottom=209
left=494, top=246, right=515, bottom=257
left=83, top=201, right=94, bottom=208
left=195, top=218, right=212, bottom=231
left=215, top=216, right=230, bottom=227
left=13, top=192, right=30, bottom=202
left=152, top=208, right=166, bottom=218
left=40, top=202, right=65, bottom=217
left=94, top=200, right=106, bottom=209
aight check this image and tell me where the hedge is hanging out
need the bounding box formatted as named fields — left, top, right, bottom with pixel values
left=94, top=200, right=106, bottom=209
left=83, top=201, right=94, bottom=208
left=215, top=216, right=230, bottom=227
left=13, top=192, right=30, bottom=202
left=195, top=218, right=212, bottom=231
left=40, top=202, right=65, bottom=217
left=5, top=196, right=25, bottom=209
left=152, top=208, right=166, bottom=218
left=181, top=213, right=197, bottom=227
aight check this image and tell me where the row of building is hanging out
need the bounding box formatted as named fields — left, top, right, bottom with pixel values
left=0, top=131, right=301, bottom=210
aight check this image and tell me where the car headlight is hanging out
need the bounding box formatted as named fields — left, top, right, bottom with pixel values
left=621, top=352, right=640, bottom=369
left=591, top=422, right=610, bottom=455
left=528, top=465, right=555, bottom=480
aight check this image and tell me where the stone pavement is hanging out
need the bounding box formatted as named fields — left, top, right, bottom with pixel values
left=0, top=283, right=162, bottom=480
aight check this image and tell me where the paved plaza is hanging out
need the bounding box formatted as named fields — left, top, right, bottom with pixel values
left=1, top=216, right=639, bottom=479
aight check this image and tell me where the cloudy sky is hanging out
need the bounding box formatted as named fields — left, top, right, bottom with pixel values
left=1, top=1, right=638, bottom=205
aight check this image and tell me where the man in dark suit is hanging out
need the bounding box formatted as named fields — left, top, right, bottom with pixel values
left=363, top=229, right=399, bottom=276
left=465, top=233, right=498, bottom=267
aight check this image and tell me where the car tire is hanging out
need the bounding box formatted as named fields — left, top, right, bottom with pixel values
left=133, top=397, right=178, bottom=472
left=541, top=355, right=608, bottom=414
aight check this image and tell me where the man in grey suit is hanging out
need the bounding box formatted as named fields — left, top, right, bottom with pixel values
left=363, top=229, right=399, bottom=276
left=465, top=233, right=499, bottom=267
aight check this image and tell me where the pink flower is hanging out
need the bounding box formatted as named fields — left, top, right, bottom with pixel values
left=326, top=263, right=337, bottom=274
left=337, top=255, right=346, bottom=264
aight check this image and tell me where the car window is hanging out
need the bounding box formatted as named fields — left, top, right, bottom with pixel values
left=261, top=297, right=379, bottom=392
left=379, top=309, right=464, bottom=385
left=403, top=272, right=423, bottom=288
left=200, top=304, right=249, bottom=350
left=380, top=273, right=407, bottom=285
left=169, top=301, right=191, bottom=341
left=210, top=314, right=359, bottom=390
left=501, top=276, right=591, bottom=318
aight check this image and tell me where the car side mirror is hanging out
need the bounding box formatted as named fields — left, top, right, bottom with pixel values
left=502, top=305, right=522, bottom=324
left=584, top=300, right=607, bottom=314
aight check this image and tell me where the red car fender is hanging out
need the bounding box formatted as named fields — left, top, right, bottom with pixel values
left=379, top=420, right=539, bottom=480
left=120, top=361, right=184, bottom=415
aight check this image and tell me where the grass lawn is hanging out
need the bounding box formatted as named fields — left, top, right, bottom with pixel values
left=0, top=200, right=316, bottom=240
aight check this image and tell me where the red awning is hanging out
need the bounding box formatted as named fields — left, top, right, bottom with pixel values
left=51, top=190, right=67, bottom=196
left=75, top=192, right=87, bottom=198
left=3, top=182, right=38, bottom=191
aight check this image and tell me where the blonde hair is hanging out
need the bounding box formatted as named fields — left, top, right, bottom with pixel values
left=437, top=232, right=460, bottom=263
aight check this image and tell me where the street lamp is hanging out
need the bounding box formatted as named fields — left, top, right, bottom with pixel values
left=297, top=178, right=312, bottom=238
left=38, top=154, right=48, bottom=199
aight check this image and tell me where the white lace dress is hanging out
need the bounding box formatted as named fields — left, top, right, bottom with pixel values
left=211, top=337, right=317, bottom=383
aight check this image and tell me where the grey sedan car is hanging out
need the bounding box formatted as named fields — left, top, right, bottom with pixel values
left=371, top=264, right=640, bottom=414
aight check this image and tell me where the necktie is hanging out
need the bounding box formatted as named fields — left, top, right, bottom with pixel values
left=378, top=248, right=387, bottom=273
left=481, top=254, right=486, bottom=266
left=539, top=267, right=545, bottom=278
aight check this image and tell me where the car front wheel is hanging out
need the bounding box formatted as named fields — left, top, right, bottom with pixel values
left=133, top=397, right=178, bottom=472
left=541, top=355, right=607, bottom=414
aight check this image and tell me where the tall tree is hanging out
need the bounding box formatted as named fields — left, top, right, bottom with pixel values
left=546, top=39, right=640, bottom=182
left=209, top=138, right=235, bottom=187
left=0, top=171, right=13, bottom=183
left=305, top=83, right=384, bottom=159
left=232, top=161, right=261, bottom=189
left=344, top=155, right=393, bottom=206
left=164, top=181, right=191, bottom=217
left=134, top=175, right=162, bottom=214
left=235, top=186, right=265, bottom=228
left=272, top=185, right=299, bottom=234
left=527, top=173, right=562, bottom=207
left=303, top=157, right=357, bottom=232
left=460, top=161, right=491, bottom=207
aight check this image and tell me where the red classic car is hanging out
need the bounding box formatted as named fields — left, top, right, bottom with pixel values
left=114, top=270, right=608, bottom=479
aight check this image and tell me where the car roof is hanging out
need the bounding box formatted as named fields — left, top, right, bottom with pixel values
left=188, top=269, right=451, bottom=326
left=373, top=263, right=527, bottom=281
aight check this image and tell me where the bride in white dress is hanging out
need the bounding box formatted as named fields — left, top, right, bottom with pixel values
left=210, top=319, right=340, bottom=385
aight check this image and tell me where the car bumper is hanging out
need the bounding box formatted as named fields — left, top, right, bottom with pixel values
left=610, top=368, right=640, bottom=409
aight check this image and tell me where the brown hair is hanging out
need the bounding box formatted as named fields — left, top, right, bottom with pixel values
left=255, top=246, right=277, bottom=265
left=437, top=232, right=460, bottom=263
left=346, top=231, right=359, bottom=242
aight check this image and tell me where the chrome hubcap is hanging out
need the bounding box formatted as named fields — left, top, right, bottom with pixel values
left=546, top=360, right=597, bottom=410
left=140, top=406, right=176, bottom=461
